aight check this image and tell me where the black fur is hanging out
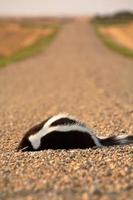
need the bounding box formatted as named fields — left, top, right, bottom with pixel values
left=39, top=131, right=95, bottom=150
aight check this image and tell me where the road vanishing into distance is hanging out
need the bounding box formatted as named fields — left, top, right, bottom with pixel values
left=0, top=20, right=133, bottom=200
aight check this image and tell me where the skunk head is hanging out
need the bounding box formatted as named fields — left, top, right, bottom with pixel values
left=17, top=135, right=33, bottom=152
left=17, top=120, right=45, bottom=151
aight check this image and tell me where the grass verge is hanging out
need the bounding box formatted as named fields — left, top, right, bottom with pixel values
left=0, top=27, right=59, bottom=68
left=93, top=23, right=133, bottom=59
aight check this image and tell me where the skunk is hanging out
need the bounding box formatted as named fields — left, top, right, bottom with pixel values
left=17, top=113, right=133, bottom=151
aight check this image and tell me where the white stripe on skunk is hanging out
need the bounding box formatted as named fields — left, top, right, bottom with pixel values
left=17, top=113, right=133, bottom=151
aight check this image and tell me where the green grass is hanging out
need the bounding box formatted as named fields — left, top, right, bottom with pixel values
left=94, top=24, right=133, bottom=58
left=0, top=26, right=59, bottom=68
left=92, top=23, right=133, bottom=59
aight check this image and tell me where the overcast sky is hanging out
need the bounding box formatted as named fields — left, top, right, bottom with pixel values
left=0, top=0, right=133, bottom=16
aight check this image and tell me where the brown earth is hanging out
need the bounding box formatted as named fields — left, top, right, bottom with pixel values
left=100, top=22, right=133, bottom=50
left=0, top=21, right=133, bottom=200
left=0, top=22, right=54, bottom=58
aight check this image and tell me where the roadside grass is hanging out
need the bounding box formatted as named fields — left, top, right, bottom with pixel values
left=0, top=24, right=60, bottom=68
left=93, top=23, right=133, bottom=58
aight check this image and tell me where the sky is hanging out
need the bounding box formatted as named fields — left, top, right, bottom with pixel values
left=0, top=0, right=133, bottom=17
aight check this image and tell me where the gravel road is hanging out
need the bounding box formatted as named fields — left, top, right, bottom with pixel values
left=0, top=20, right=133, bottom=200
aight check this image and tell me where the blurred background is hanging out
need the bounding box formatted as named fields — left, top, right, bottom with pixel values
left=0, top=0, right=133, bottom=66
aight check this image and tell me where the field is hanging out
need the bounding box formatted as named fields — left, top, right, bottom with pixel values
left=0, top=19, right=60, bottom=67
left=99, top=22, right=133, bottom=51
left=92, top=12, right=133, bottom=58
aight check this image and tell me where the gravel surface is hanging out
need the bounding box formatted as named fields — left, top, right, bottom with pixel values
left=0, top=20, right=133, bottom=200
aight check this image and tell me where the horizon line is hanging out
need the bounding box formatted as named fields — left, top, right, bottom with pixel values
left=0, top=10, right=132, bottom=18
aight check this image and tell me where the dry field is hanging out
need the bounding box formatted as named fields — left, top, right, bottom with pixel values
left=0, top=21, right=56, bottom=59
left=99, top=22, right=133, bottom=50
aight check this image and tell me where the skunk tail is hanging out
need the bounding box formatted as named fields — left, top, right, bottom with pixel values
left=99, top=135, right=133, bottom=146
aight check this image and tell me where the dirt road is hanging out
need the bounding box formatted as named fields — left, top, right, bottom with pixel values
left=0, top=21, right=133, bottom=200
